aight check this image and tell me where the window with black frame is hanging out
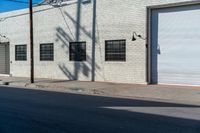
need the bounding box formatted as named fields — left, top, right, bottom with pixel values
left=15, top=45, right=27, bottom=61
left=40, top=43, right=54, bottom=61
left=69, top=42, right=86, bottom=61
left=105, top=39, right=126, bottom=61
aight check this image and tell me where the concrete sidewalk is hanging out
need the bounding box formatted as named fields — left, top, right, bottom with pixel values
left=0, top=76, right=200, bottom=104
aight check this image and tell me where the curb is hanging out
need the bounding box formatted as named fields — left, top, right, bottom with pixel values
left=0, top=80, right=9, bottom=85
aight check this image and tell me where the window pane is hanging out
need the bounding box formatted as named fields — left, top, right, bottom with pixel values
left=15, top=45, right=27, bottom=61
left=69, top=42, right=86, bottom=61
left=105, top=40, right=126, bottom=61
left=40, top=43, right=54, bottom=61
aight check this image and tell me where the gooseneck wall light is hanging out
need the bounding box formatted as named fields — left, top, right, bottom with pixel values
left=132, top=31, right=146, bottom=41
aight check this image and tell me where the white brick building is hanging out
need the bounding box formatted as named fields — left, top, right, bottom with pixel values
left=0, top=0, right=199, bottom=85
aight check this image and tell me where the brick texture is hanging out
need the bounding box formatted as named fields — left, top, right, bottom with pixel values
left=0, top=0, right=195, bottom=83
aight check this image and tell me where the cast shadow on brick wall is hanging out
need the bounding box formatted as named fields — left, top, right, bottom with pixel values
left=55, top=0, right=100, bottom=81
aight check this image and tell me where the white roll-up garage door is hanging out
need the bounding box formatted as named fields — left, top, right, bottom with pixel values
left=151, top=4, right=200, bottom=85
left=0, top=44, right=6, bottom=74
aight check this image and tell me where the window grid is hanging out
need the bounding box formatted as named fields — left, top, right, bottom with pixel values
left=69, top=42, right=86, bottom=61
left=40, top=43, right=54, bottom=61
left=15, top=45, right=27, bottom=61
left=105, top=40, right=126, bottom=61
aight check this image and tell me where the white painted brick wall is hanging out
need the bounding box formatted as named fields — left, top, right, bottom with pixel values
left=0, top=0, right=195, bottom=83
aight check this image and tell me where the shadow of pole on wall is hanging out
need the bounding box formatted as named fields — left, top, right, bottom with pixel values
left=75, top=0, right=81, bottom=41
left=56, top=0, right=100, bottom=81
left=74, top=0, right=82, bottom=80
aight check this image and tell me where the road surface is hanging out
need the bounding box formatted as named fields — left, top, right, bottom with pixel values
left=0, top=86, right=199, bottom=133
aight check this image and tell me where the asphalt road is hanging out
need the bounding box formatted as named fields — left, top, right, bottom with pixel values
left=0, top=86, right=200, bottom=133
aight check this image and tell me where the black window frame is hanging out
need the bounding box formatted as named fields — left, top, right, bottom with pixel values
left=15, top=45, right=27, bottom=61
left=69, top=41, right=86, bottom=61
left=40, top=43, right=54, bottom=61
left=105, top=39, right=126, bottom=61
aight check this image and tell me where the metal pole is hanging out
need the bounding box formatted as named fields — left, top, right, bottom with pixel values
left=91, top=0, right=96, bottom=82
left=29, top=0, right=34, bottom=83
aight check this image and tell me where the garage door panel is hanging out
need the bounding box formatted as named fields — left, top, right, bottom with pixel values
left=159, top=73, right=200, bottom=85
left=151, top=5, right=200, bottom=85
left=0, top=45, right=6, bottom=74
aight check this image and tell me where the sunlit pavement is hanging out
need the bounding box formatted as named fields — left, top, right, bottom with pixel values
left=1, top=76, right=200, bottom=104
left=0, top=86, right=200, bottom=133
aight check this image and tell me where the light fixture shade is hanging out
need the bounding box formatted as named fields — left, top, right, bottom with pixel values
left=132, top=35, right=136, bottom=41
left=132, top=31, right=146, bottom=41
